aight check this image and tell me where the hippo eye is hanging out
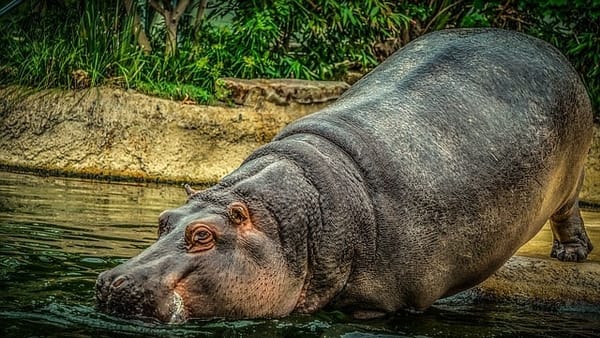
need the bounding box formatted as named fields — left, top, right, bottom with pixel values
left=185, top=224, right=215, bottom=252
left=194, top=229, right=212, bottom=244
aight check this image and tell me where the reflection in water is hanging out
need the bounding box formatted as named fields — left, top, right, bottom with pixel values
left=0, top=171, right=599, bottom=337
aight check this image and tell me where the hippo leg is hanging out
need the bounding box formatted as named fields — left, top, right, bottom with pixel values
left=550, top=171, right=594, bottom=262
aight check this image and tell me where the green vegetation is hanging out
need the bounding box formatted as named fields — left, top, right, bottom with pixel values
left=0, top=0, right=598, bottom=117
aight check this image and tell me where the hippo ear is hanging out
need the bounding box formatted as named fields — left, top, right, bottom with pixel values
left=227, top=202, right=250, bottom=227
left=183, top=184, right=197, bottom=197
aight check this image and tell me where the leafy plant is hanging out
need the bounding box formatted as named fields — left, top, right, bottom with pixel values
left=0, top=0, right=598, bottom=118
left=207, top=0, right=409, bottom=79
left=519, top=0, right=600, bottom=120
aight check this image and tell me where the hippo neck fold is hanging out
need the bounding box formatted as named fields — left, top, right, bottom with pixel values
left=236, top=133, right=377, bottom=313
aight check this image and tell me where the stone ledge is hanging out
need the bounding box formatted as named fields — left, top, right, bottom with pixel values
left=581, top=125, right=600, bottom=205
left=0, top=85, right=327, bottom=184
left=446, top=256, right=600, bottom=309
left=217, top=78, right=350, bottom=106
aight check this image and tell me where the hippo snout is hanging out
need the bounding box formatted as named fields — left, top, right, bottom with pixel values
left=95, top=252, right=193, bottom=323
left=95, top=270, right=129, bottom=303
left=94, top=270, right=110, bottom=303
left=95, top=270, right=145, bottom=317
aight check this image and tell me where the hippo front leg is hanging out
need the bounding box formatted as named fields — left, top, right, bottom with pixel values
left=550, top=200, right=594, bottom=262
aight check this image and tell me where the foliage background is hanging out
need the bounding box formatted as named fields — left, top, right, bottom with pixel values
left=0, top=0, right=598, bottom=119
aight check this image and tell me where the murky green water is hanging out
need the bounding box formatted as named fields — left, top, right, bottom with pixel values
left=1, top=171, right=599, bottom=337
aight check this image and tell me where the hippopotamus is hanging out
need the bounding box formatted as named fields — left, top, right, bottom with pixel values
left=95, top=28, right=594, bottom=322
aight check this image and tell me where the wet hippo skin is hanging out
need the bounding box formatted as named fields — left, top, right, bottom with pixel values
left=96, top=28, right=594, bottom=322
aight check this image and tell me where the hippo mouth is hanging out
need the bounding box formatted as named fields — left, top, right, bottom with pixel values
left=95, top=273, right=190, bottom=323
left=167, top=291, right=188, bottom=323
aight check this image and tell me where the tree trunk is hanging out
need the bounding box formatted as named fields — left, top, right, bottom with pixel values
left=193, top=0, right=208, bottom=44
left=165, top=15, right=178, bottom=58
left=149, top=0, right=191, bottom=58
left=123, top=0, right=152, bottom=54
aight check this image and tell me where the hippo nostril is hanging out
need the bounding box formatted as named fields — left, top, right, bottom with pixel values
left=111, top=276, right=128, bottom=289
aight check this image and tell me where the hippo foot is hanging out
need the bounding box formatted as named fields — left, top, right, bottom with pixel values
left=549, top=194, right=593, bottom=263
left=550, top=236, right=593, bottom=262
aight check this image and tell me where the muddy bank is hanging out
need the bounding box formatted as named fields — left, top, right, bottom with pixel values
left=0, top=84, right=599, bottom=204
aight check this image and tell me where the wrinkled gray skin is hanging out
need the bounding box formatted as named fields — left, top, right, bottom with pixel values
left=96, top=29, right=594, bottom=322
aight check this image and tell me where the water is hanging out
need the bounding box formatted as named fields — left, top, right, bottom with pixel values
left=1, top=171, right=599, bottom=337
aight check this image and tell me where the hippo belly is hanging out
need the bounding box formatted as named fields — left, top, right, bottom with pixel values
left=96, top=28, right=594, bottom=321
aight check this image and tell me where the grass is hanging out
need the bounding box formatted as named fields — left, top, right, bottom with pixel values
left=135, top=81, right=212, bottom=103
left=0, top=1, right=221, bottom=104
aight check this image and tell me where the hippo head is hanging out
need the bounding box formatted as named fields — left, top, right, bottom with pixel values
left=95, top=183, right=307, bottom=322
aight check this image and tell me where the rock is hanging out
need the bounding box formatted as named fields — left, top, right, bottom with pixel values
left=580, top=125, right=600, bottom=206
left=469, top=256, right=600, bottom=307
left=0, top=85, right=324, bottom=184
left=216, top=78, right=349, bottom=106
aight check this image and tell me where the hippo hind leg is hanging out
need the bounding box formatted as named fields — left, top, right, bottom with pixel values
left=549, top=171, right=594, bottom=262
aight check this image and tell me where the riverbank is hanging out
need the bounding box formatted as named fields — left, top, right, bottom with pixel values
left=1, top=84, right=599, bottom=204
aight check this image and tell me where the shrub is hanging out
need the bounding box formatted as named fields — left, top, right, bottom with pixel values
left=0, top=1, right=598, bottom=117
left=520, top=0, right=600, bottom=121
